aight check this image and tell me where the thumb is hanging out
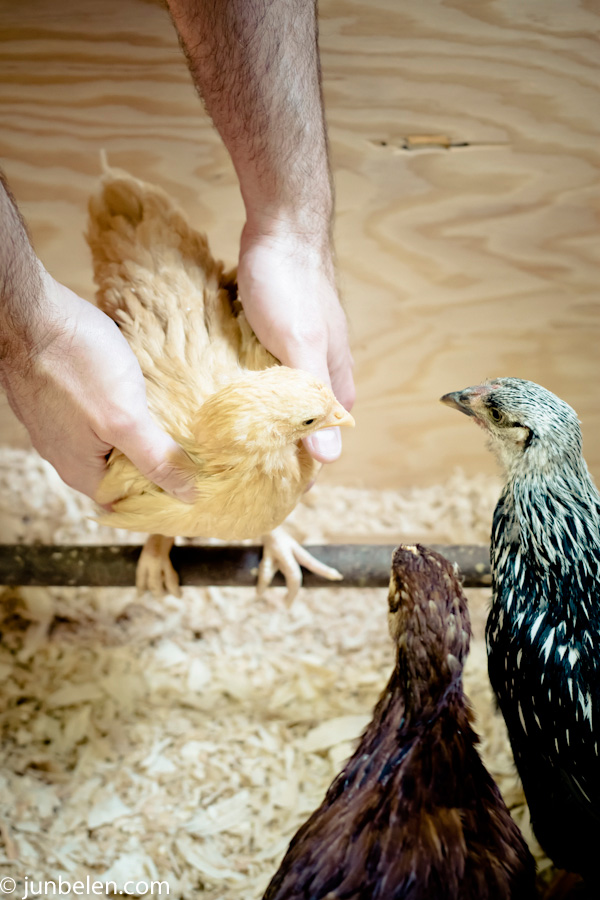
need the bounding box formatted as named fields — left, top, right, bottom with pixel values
left=279, top=345, right=344, bottom=465
left=303, top=426, right=343, bottom=464
left=117, top=418, right=197, bottom=502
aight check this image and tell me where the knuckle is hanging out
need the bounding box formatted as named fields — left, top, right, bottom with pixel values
left=142, top=456, right=174, bottom=484
left=97, top=408, right=138, bottom=443
left=340, top=383, right=356, bottom=411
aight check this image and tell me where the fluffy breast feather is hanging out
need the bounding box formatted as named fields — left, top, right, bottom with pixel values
left=97, top=440, right=315, bottom=539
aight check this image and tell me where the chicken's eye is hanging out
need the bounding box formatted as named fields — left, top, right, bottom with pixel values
left=303, top=418, right=316, bottom=427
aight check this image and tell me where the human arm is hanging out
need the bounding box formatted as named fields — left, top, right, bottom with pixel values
left=0, top=174, right=197, bottom=502
left=166, top=0, right=355, bottom=462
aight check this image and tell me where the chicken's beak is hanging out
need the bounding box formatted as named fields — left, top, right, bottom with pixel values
left=440, top=388, right=479, bottom=418
left=321, top=403, right=355, bottom=429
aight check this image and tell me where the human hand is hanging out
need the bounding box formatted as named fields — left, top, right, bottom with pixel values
left=167, top=0, right=353, bottom=462
left=2, top=273, right=197, bottom=503
left=238, top=226, right=355, bottom=464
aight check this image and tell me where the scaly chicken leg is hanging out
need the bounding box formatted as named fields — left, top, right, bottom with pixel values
left=137, top=534, right=179, bottom=598
left=257, top=526, right=342, bottom=604
left=136, top=526, right=341, bottom=604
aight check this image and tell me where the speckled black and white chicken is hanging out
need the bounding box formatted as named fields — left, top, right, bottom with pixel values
left=442, top=377, right=600, bottom=889
left=262, top=544, right=536, bottom=900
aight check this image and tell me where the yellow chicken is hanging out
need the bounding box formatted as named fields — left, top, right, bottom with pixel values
left=86, top=167, right=354, bottom=601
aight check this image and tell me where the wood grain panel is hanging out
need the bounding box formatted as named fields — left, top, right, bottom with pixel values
left=1, top=0, right=599, bottom=490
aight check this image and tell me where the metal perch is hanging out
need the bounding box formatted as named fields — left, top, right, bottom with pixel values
left=0, top=544, right=491, bottom=589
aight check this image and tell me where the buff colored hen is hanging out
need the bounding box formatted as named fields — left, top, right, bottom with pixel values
left=86, top=167, right=354, bottom=601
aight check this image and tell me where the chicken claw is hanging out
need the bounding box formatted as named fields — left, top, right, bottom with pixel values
left=257, top=526, right=343, bottom=605
left=136, top=534, right=181, bottom=598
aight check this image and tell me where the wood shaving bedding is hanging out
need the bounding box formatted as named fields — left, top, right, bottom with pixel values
left=0, top=449, right=551, bottom=898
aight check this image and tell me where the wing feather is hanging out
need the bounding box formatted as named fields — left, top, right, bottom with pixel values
left=86, top=167, right=275, bottom=438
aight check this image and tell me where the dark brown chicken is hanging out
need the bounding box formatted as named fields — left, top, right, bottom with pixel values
left=262, top=544, right=536, bottom=900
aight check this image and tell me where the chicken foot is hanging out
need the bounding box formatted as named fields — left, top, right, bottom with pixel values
left=136, top=534, right=181, bottom=598
left=257, top=525, right=343, bottom=605
left=136, top=528, right=342, bottom=603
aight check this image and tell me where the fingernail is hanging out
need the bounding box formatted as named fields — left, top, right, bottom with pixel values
left=306, top=427, right=342, bottom=462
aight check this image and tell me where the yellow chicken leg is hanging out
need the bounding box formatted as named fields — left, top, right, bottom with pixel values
left=136, top=534, right=181, bottom=598
left=257, top=526, right=343, bottom=605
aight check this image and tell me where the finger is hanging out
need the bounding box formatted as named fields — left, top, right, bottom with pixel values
left=278, top=342, right=333, bottom=393
left=280, top=330, right=355, bottom=411
left=281, top=345, right=351, bottom=463
left=116, top=419, right=198, bottom=502
left=49, top=451, right=110, bottom=501
left=274, top=343, right=337, bottom=461
left=303, top=427, right=342, bottom=463
left=328, top=350, right=356, bottom=412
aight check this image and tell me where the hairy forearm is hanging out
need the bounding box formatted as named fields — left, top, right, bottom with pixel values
left=167, top=0, right=333, bottom=241
left=0, top=175, right=47, bottom=373
left=0, top=172, right=59, bottom=378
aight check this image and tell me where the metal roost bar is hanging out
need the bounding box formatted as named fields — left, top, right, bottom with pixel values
left=0, top=544, right=491, bottom=588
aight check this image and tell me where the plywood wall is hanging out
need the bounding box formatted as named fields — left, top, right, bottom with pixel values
left=1, top=0, right=599, bottom=489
